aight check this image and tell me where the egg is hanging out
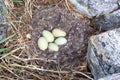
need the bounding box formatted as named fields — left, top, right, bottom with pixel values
left=38, top=37, right=48, bottom=51
left=52, top=28, right=66, bottom=37
left=55, top=37, right=67, bottom=45
left=48, top=43, right=59, bottom=51
left=42, top=30, right=54, bottom=42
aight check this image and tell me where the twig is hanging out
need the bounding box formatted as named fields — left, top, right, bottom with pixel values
left=0, top=76, right=13, bottom=80
left=0, top=64, right=20, bottom=78
left=26, top=71, right=44, bottom=80
left=10, top=64, right=94, bottom=80
left=10, top=64, right=69, bottom=73
left=0, top=47, right=24, bottom=59
left=72, top=70, right=94, bottom=80
left=11, top=55, right=57, bottom=63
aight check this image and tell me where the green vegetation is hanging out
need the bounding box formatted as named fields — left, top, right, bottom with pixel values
left=10, top=0, right=22, bottom=2
left=0, top=4, right=8, bottom=16
left=0, top=34, right=15, bottom=56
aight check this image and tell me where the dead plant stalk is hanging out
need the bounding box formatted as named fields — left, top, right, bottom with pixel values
left=10, top=64, right=94, bottom=80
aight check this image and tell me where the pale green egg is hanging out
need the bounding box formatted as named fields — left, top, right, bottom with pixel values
left=38, top=37, right=48, bottom=51
left=55, top=37, right=67, bottom=45
left=48, top=43, right=59, bottom=51
left=42, top=30, right=54, bottom=42
left=52, top=28, right=66, bottom=37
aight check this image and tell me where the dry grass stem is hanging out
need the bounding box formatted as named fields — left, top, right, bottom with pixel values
left=11, top=55, right=57, bottom=63
left=0, top=47, right=24, bottom=59
left=10, top=64, right=93, bottom=80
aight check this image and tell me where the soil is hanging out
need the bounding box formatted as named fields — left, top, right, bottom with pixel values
left=31, top=6, right=95, bottom=79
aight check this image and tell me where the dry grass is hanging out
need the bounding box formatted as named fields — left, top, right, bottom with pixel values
left=0, top=0, right=93, bottom=80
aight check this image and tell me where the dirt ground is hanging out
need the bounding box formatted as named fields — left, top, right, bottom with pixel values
left=0, top=0, right=97, bottom=80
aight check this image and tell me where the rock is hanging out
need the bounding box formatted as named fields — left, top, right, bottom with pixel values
left=87, top=28, right=120, bottom=80
left=95, top=10, right=120, bottom=30
left=0, top=14, right=8, bottom=41
left=69, top=0, right=120, bottom=30
left=69, top=0, right=90, bottom=17
left=98, top=73, right=120, bottom=80
left=0, top=0, right=9, bottom=41
left=69, top=0, right=119, bottom=18
left=0, top=26, right=7, bottom=41
left=0, top=14, right=7, bottom=24
left=88, top=0, right=118, bottom=17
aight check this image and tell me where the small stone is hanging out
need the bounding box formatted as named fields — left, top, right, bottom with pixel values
left=52, top=28, right=66, bottom=37
left=55, top=37, right=67, bottom=45
left=38, top=37, right=48, bottom=51
left=48, top=43, right=59, bottom=51
left=26, top=33, right=31, bottom=39
left=42, top=30, right=54, bottom=42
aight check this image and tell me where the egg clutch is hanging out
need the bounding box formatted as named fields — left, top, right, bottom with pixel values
left=38, top=28, right=67, bottom=51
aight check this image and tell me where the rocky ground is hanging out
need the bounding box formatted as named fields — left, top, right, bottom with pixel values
left=70, top=0, right=120, bottom=30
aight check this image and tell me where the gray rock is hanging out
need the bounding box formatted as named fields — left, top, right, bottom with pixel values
left=0, top=26, right=7, bottom=41
left=96, top=10, right=120, bottom=30
left=88, top=0, right=118, bottom=17
left=98, top=73, right=120, bottom=80
left=87, top=28, right=120, bottom=80
left=69, top=0, right=120, bottom=30
left=0, top=0, right=8, bottom=41
left=0, top=14, right=7, bottom=24
left=69, top=0, right=90, bottom=17
left=69, top=0, right=119, bottom=18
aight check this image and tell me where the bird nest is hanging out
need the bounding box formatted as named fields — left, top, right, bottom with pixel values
left=0, top=0, right=96, bottom=80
